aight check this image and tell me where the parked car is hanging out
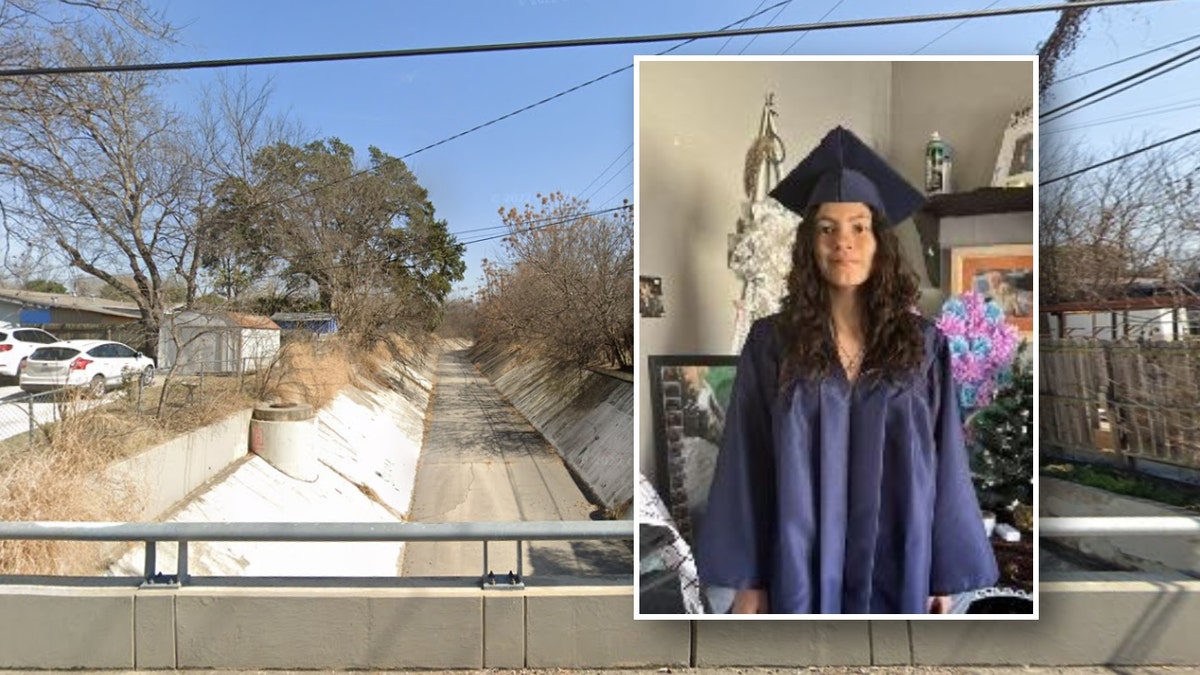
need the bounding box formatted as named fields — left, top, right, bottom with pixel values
left=19, top=340, right=155, bottom=395
left=0, top=327, right=59, bottom=381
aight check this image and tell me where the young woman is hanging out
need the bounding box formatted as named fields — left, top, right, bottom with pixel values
left=696, top=126, right=998, bottom=614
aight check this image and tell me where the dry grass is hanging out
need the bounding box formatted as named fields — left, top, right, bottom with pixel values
left=0, top=397, right=149, bottom=575
left=0, top=379, right=256, bottom=575
left=257, top=339, right=367, bottom=408
left=256, top=334, right=431, bottom=408
left=0, top=333, right=429, bottom=576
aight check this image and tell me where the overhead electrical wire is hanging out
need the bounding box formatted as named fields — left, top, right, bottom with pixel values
left=577, top=144, right=632, bottom=199
left=912, top=0, right=1002, bottom=54
left=598, top=181, right=635, bottom=210
left=1051, top=30, right=1200, bottom=84
left=0, top=0, right=1172, bottom=77
left=583, top=157, right=633, bottom=203
left=1042, top=51, right=1200, bottom=123
left=738, top=0, right=795, bottom=55
left=288, top=203, right=634, bottom=277
left=1040, top=125, right=1200, bottom=185
left=579, top=0, right=799, bottom=214
left=573, top=1, right=790, bottom=203
left=1042, top=95, right=1200, bottom=135
left=717, top=0, right=770, bottom=54
left=225, top=0, right=792, bottom=227
left=438, top=204, right=632, bottom=239
left=783, top=1, right=847, bottom=53
left=1041, top=41, right=1200, bottom=120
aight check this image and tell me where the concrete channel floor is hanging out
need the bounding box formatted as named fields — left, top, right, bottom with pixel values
left=401, top=343, right=630, bottom=579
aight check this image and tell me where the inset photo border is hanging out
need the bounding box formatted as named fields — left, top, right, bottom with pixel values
left=633, top=55, right=1038, bottom=620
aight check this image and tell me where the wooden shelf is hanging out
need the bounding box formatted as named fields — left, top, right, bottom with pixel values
left=912, top=186, right=1034, bottom=287
left=920, top=186, right=1033, bottom=219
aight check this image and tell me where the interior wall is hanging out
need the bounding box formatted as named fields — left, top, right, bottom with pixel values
left=890, top=60, right=1035, bottom=194
left=636, top=59, right=892, bottom=481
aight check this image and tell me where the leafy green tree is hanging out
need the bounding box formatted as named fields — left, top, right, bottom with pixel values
left=249, top=138, right=465, bottom=338
left=197, top=176, right=272, bottom=300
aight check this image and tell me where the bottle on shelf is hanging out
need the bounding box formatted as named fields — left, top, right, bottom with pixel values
left=924, top=132, right=952, bottom=195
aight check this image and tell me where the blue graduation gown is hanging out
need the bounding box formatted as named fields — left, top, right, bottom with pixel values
left=696, top=316, right=999, bottom=614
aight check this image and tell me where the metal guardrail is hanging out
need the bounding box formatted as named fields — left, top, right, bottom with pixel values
left=3, top=517, right=1188, bottom=590
left=0, top=520, right=634, bottom=589
left=1040, top=516, right=1200, bottom=537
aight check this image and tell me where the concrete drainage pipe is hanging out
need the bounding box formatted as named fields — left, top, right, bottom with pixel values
left=250, top=402, right=318, bottom=482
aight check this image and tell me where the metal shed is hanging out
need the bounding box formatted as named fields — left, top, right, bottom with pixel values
left=159, top=310, right=281, bottom=375
left=270, top=311, right=339, bottom=337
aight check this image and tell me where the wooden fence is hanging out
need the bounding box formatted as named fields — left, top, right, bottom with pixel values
left=1041, top=339, right=1200, bottom=469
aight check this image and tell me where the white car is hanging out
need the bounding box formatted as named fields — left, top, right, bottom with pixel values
left=19, top=340, right=155, bottom=395
left=0, top=327, right=59, bottom=379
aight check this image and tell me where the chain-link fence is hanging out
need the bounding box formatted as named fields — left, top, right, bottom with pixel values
left=0, top=357, right=267, bottom=452
left=1041, top=338, right=1200, bottom=469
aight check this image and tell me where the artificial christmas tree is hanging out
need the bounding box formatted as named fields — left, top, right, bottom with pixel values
left=969, top=342, right=1034, bottom=511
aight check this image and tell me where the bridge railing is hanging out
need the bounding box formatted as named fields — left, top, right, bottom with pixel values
left=0, top=520, right=633, bottom=588
left=1040, top=516, right=1200, bottom=537
left=1, top=516, right=1190, bottom=589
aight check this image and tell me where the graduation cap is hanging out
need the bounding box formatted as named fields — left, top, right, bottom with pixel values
left=768, top=125, right=925, bottom=227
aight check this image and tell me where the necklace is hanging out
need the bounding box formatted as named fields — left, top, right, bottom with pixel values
left=831, top=322, right=866, bottom=378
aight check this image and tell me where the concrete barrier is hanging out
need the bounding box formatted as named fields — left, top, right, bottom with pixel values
left=5, top=578, right=1200, bottom=668
left=471, top=341, right=633, bottom=513
left=106, top=409, right=252, bottom=520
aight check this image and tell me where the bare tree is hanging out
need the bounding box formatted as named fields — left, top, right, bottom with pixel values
left=1040, top=136, right=1200, bottom=304
left=0, top=24, right=198, bottom=352
left=1037, top=0, right=1094, bottom=93
left=191, top=72, right=299, bottom=302
left=478, top=192, right=633, bottom=369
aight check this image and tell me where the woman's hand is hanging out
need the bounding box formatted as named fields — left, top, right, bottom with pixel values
left=731, top=589, right=769, bottom=614
left=927, top=594, right=953, bottom=614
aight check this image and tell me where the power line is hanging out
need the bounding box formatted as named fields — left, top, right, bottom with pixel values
left=717, top=0, right=769, bottom=55
left=230, top=0, right=792, bottom=220
left=1042, top=95, right=1200, bottom=135
left=1041, top=41, right=1200, bottom=120
left=574, top=2, right=790, bottom=203
left=738, top=0, right=795, bottom=55
left=1051, top=30, right=1200, bottom=84
left=1044, top=50, right=1200, bottom=123
left=783, top=0, right=849, bottom=53
left=583, top=157, right=633, bottom=203
left=1044, top=50, right=1200, bottom=122
left=912, top=0, right=1002, bottom=54
left=1040, top=125, right=1200, bottom=185
left=287, top=204, right=633, bottom=276
left=598, top=181, right=635, bottom=210
left=451, top=204, right=630, bottom=238
left=577, top=144, right=631, bottom=199
left=458, top=203, right=631, bottom=247
left=0, top=0, right=1172, bottom=77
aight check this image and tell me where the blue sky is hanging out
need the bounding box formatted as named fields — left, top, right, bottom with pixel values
left=151, top=0, right=1200, bottom=297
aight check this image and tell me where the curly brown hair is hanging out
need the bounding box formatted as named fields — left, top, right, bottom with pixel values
left=777, top=205, right=925, bottom=388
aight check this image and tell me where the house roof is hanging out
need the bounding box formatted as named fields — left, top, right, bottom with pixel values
left=227, top=312, right=280, bottom=331
left=270, top=312, right=337, bottom=323
left=0, top=288, right=142, bottom=319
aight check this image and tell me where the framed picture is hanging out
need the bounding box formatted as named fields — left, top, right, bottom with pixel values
left=991, top=105, right=1033, bottom=188
left=648, top=355, right=738, bottom=546
left=639, top=275, right=664, bottom=318
left=950, top=244, right=1034, bottom=336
